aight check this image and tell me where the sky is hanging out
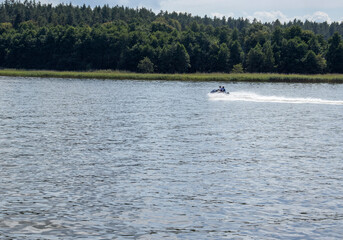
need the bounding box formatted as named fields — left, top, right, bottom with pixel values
left=41, top=0, right=343, bottom=23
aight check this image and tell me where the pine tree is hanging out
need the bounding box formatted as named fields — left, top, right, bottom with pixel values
left=302, top=50, right=326, bottom=74
left=327, top=32, right=343, bottom=73
left=246, top=43, right=264, bottom=72
left=216, top=43, right=230, bottom=72
left=228, top=40, right=243, bottom=71
left=173, top=43, right=190, bottom=73
left=262, top=41, right=275, bottom=72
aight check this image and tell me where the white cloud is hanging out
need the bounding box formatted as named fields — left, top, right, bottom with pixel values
left=159, top=0, right=343, bottom=12
left=305, top=11, right=332, bottom=23
left=37, top=0, right=342, bottom=22
left=158, top=0, right=341, bottom=22
left=211, top=12, right=225, bottom=19
left=211, top=12, right=235, bottom=19
left=245, top=11, right=333, bottom=23
left=245, top=11, right=289, bottom=23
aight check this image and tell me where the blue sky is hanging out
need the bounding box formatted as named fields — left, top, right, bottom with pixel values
left=41, top=0, right=343, bottom=23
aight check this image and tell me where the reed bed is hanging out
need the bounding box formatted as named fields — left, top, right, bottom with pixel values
left=1, top=69, right=343, bottom=83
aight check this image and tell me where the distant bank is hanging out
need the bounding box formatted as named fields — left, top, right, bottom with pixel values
left=1, top=69, right=343, bottom=83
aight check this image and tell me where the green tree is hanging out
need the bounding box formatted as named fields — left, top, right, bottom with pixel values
left=231, top=28, right=239, bottom=41
left=271, top=27, right=283, bottom=70
left=158, top=43, right=190, bottom=73
left=286, top=25, right=302, bottom=39
left=137, top=56, right=154, bottom=73
left=231, top=63, right=244, bottom=73
left=158, top=45, right=172, bottom=73
left=0, top=5, right=9, bottom=22
left=244, top=25, right=269, bottom=53
left=1, top=1, right=343, bottom=73
left=308, top=37, right=321, bottom=54
left=262, top=41, right=275, bottom=72
left=13, top=13, right=23, bottom=29
left=279, top=38, right=308, bottom=73
left=190, top=21, right=200, bottom=32
left=326, top=32, right=343, bottom=73
left=302, top=51, right=326, bottom=74
left=173, top=42, right=191, bottom=73
left=246, top=43, right=264, bottom=72
left=216, top=43, right=230, bottom=72
left=228, top=40, right=243, bottom=71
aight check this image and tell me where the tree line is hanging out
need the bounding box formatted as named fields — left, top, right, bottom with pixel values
left=0, top=0, right=343, bottom=73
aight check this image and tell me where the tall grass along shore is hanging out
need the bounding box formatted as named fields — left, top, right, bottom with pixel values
left=1, top=69, right=343, bottom=83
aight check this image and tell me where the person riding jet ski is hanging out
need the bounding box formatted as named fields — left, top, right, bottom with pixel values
left=210, top=86, right=229, bottom=94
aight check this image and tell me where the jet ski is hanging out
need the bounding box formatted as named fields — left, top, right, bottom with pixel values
left=210, top=89, right=229, bottom=94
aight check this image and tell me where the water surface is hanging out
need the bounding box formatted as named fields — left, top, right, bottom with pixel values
left=1, top=77, right=343, bottom=239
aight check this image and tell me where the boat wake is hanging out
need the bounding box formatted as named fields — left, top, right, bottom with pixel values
left=208, top=91, right=343, bottom=105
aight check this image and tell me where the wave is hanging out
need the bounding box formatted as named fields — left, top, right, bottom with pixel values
left=208, top=91, right=343, bottom=105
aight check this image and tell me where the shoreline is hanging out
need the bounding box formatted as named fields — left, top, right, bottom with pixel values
left=1, top=69, right=343, bottom=83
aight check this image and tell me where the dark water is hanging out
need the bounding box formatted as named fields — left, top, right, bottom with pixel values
left=1, top=76, right=343, bottom=239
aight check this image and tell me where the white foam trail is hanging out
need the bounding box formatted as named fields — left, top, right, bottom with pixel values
left=208, top=91, right=343, bottom=105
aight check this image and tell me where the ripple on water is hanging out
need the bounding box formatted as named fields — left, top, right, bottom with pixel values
left=1, top=77, right=343, bottom=239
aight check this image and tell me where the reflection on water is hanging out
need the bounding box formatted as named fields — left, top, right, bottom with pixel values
left=1, top=77, right=343, bottom=239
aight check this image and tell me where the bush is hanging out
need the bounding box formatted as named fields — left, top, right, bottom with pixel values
left=137, top=57, right=155, bottom=73
left=231, top=64, right=244, bottom=73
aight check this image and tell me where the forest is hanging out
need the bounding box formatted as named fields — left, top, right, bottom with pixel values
left=1, top=0, right=343, bottom=73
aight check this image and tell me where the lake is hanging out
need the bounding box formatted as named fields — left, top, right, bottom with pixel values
left=1, top=76, right=343, bottom=239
